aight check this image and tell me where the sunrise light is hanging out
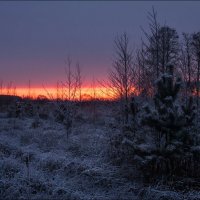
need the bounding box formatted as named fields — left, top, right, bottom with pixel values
left=0, top=86, right=116, bottom=100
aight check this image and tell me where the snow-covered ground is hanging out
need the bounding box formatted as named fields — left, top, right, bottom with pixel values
left=0, top=103, right=200, bottom=199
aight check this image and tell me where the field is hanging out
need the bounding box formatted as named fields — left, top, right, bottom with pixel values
left=0, top=100, right=200, bottom=200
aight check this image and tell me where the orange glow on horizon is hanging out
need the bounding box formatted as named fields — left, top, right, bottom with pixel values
left=0, top=86, right=116, bottom=100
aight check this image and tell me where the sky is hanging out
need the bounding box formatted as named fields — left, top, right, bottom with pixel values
left=0, top=1, right=200, bottom=91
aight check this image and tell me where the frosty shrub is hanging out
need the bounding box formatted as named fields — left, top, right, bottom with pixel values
left=23, top=101, right=35, bottom=117
left=37, top=105, right=49, bottom=120
left=139, top=64, right=199, bottom=181
left=7, top=100, right=37, bottom=118
left=142, top=64, right=195, bottom=146
left=109, top=64, right=200, bottom=184
left=33, top=131, right=60, bottom=151
left=54, top=101, right=75, bottom=138
left=39, top=153, right=65, bottom=173
left=0, top=158, right=21, bottom=179
left=7, top=101, right=23, bottom=118
left=31, top=114, right=41, bottom=129
left=108, top=97, right=141, bottom=166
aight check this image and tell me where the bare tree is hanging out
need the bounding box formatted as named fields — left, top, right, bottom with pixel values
left=44, top=56, right=82, bottom=139
left=141, top=7, right=179, bottom=96
left=13, top=86, right=16, bottom=96
left=179, top=33, right=195, bottom=97
left=144, top=25, right=179, bottom=76
left=6, top=81, right=13, bottom=95
left=141, top=6, right=160, bottom=78
left=157, top=26, right=179, bottom=72
left=0, top=80, right=3, bottom=95
left=28, top=80, right=31, bottom=98
left=62, top=56, right=78, bottom=101
left=56, top=81, right=60, bottom=100
left=91, top=76, right=97, bottom=124
left=136, top=44, right=154, bottom=97
left=192, top=32, right=200, bottom=108
left=109, top=32, right=135, bottom=124
left=76, top=62, right=83, bottom=102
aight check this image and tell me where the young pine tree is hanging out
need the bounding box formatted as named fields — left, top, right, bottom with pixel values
left=143, top=64, right=195, bottom=147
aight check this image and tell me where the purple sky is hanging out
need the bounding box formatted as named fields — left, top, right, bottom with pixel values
left=0, top=1, right=200, bottom=88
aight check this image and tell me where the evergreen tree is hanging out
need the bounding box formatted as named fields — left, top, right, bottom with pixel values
left=143, top=64, right=195, bottom=147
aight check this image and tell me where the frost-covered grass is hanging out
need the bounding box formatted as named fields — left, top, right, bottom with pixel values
left=0, top=103, right=199, bottom=199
